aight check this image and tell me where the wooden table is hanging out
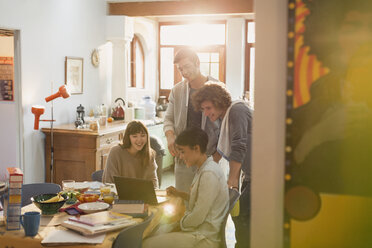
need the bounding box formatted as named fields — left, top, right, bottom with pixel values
left=0, top=198, right=184, bottom=248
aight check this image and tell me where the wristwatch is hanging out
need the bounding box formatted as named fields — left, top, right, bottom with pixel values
left=229, top=186, right=239, bottom=191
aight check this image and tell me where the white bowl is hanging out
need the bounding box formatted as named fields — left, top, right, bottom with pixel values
left=78, top=202, right=110, bottom=214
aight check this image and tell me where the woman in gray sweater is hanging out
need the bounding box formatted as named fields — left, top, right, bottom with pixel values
left=102, top=121, right=159, bottom=189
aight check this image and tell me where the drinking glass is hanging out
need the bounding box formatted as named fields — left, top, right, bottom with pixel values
left=62, top=180, right=75, bottom=192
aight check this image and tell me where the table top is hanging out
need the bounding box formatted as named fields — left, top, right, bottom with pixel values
left=0, top=203, right=142, bottom=248
left=0, top=197, right=184, bottom=248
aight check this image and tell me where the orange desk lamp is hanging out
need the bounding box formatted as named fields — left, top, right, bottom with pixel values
left=31, top=85, right=70, bottom=130
left=31, top=105, right=45, bottom=130
left=31, top=84, right=70, bottom=183
left=45, top=85, right=70, bottom=102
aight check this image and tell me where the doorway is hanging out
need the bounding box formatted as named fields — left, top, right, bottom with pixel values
left=0, top=29, right=23, bottom=179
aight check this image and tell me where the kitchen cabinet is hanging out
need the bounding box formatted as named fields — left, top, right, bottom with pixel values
left=42, top=121, right=173, bottom=186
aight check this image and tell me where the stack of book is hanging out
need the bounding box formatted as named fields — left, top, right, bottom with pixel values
left=61, top=211, right=138, bottom=235
left=111, top=200, right=148, bottom=217
left=4, top=167, right=23, bottom=230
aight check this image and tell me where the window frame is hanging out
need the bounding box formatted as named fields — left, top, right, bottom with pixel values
left=158, top=21, right=227, bottom=97
left=130, top=34, right=145, bottom=89
left=245, top=20, right=255, bottom=93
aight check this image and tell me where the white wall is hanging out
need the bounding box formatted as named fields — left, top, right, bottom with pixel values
left=251, top=0, right=287, bottom=247
left=0, top=0, right=107, bottom=183
left=0, top=36, right=17, bottom=179
left=127, top=17, right=158, bottom=106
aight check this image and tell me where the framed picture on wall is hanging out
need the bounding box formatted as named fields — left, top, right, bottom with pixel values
left=65, top=57, right=83, bottom=94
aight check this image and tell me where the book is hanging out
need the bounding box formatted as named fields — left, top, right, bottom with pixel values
left=111, top=200, right=147, bottom=217
left=68, top=211, right=132, bottom=226
left=4, top=167, right=23, bottom=230
left=6, top=167, right=23, bottom=183
left=62, top=211, right=138, bottom=236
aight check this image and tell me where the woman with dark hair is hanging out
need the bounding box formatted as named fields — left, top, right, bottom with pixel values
left=102, top=121, right=158, bottom=188
left=143, top=127, right=228, bottom=248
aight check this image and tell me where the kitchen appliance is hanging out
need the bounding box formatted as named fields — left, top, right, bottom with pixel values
left=75, top=104, right=85, bottom=128
left=156, top=96, right=168, bottom=118
left=111, top=98, right=125, bottom=120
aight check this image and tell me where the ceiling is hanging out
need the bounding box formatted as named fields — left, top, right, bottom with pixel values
left=107, top=0, right=253, bottom=17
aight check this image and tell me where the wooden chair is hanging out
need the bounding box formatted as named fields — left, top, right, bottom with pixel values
left=220, top=188, right=240, bottom=248
left=91, top=170, right=104, bottom=182
left=22, top=183, right=61, bottom=207
left=112, top=213, right=154, bottom=248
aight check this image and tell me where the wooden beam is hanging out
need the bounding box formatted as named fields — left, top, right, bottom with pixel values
left=108, top=0, right=253, bottom=16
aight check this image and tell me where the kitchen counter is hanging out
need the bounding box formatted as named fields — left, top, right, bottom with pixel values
left=41, top=118, right=171, bottom=185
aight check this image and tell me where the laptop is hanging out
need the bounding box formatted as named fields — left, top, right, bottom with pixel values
left=114, top=176, right=165, bottom=205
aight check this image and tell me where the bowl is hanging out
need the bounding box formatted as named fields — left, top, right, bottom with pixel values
left=78, top=202, right=110, bottom=214
left=77, top=193, right=99, bottom=203
left=31, top=193, right=67, bottom=215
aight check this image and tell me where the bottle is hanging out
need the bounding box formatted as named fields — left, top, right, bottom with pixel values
left=140, top=96, right=156, bottom=120
left=101, top=104, right=107, bottom=117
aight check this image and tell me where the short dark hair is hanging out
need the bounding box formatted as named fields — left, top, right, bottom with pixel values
left=173, top=47, right=200, bottom=64
left=175, top=127, right=208, bottom=153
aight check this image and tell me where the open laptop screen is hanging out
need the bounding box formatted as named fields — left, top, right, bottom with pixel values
left=113, top=176, right=158, bottom=205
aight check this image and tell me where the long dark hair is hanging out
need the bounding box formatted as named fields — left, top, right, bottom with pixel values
left=120, top=121, right=152, bottom=168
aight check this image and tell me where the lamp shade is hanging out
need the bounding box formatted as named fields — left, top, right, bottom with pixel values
left=45, top=85, right=70, bottom=102
left=31, top=105, right=45, bottom=130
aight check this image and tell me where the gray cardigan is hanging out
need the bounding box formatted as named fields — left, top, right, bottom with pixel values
left=163, top=77, right=220, bottom=155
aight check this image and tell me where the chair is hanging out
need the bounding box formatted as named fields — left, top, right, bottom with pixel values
left=21, top=183, right=61, bottom=207
left=112, top=212, right=154, bottom=248
left=150, top=136, right=165, bottom=187
left=91, top=170, right=104, bottom=182
left=220, top=188, right=241, bottom=248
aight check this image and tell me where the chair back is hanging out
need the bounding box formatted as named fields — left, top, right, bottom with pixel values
left=91, top=170, right=104, bottom=182
left=112, top=212, right=154, bottom=248
left=220, top=188, right=240, bottom=248
left=22, top=183, right=61, bottom=207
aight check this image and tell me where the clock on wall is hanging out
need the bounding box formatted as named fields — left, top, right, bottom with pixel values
left=91, top=49, right=100, bottom=67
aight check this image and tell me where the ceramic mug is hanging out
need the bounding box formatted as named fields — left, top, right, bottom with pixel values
left=21, top=211, right=40, bottom=237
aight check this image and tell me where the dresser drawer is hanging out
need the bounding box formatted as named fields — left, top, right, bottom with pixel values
left=98, top=131, right=123, bottom=148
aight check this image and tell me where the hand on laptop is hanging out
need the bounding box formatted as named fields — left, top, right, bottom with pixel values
left=166, top=186, right=189, bottom=201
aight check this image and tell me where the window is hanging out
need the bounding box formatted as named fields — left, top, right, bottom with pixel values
left=159, top=22, right=226, bottom=96
left=245, top=21, right=255, bottom=94
left=130, top=34, right=145, bottom=88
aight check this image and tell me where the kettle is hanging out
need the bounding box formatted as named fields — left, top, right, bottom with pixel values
left=111, top=98, right=125, bottom=120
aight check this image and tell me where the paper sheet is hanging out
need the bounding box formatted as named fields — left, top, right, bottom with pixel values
left=41, top=229, right=105, bottom=244
left=40, top=214, right=70, bottom=226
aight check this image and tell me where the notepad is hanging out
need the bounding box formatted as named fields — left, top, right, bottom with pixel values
left=41, top=229, right=105, bottom=245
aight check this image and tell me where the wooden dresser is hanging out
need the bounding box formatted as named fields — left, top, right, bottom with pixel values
left=41, top=121, right=172, bottom=185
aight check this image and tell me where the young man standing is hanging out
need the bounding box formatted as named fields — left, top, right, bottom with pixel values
left=163, top=48, right=219, bottom=192
left=192, top=83, right=253, bottom=248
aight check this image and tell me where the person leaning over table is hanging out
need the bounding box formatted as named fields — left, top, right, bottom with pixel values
left=102, top=120, right=159, bottom=189
left=192, top=83, right=253, bottom=248
left=143, top=127, right=229, bottom=248
left=163, top=47, right=220, bottom=193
